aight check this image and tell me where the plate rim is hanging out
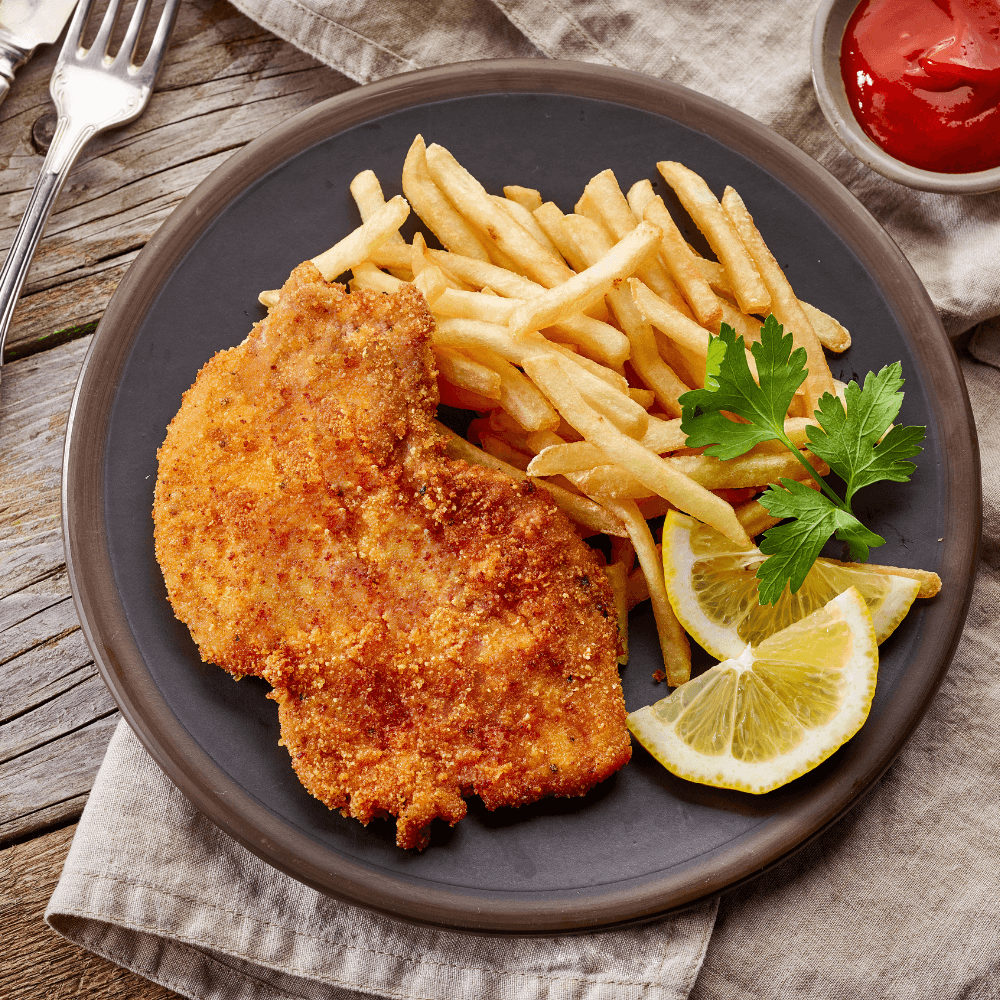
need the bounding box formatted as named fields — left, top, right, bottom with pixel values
left=62, top=58, right=981, bottom=934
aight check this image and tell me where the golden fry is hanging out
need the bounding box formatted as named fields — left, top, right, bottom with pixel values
left=402, top=136, right=490, bottom=261
left=425, top=144, right=574, bottom=287
left=602, top=498, right=691, bottom=685
left=312, top=196, right=410, bottom=281
left=521, top=353, right=751, bottom=545
left=720, top=186, right=834, bottom=411
left=657, top=161, right=770, bottom=315
left=508, top=222, right=661, bottom=339
left=503, top=185, right=543, bottom=212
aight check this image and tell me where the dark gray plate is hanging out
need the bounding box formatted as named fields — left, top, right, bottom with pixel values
left=63, top=61, right=979, bottom=934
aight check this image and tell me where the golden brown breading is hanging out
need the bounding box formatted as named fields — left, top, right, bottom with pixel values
left=154, top=263, right=630, bottom=848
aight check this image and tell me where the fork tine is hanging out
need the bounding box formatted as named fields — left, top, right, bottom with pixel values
left=114, top=0, right=152, bottom=68
left=57, top=0, right=97, bottom=60
left=91, top=0, right=127, bottom=59
left=140, top=0, right=181, bottom=75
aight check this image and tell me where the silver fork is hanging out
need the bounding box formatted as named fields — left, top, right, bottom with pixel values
left=0, top=0, right=179, bottom=388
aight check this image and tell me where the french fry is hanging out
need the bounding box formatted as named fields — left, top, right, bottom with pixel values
left=573, top=465, right=652, bottom=499
left=720, top=186, right=834, bottom=411
left=602, top=498, right=691, bottom=685
left=549, top=342, right=629, bottom=392
left=533, top=201, right=593, bottom=274
left=642, top=196, right=722, bottom=327
left=433, top=347, right=502, bottom=400
left=801, top=301, right=851, bottom=352
left=490, top=408, right=534, bottom=449
left=631, top=278, right=759, bottom=382
left=350, top=170, right=404, bottom=244
left=603, top=559, right=630, bottom=665
left=657, top=161, right=770, bottom=315
left=413, top=262, right=448, bottom=306
left=526, top=440, right=607, bottom=476
left=611, top=536, right=635, bottom=573
left=312, top=196, right=410, bottom=281
left=713, top=294, right=765, bottom=343
left=503, top=185, right=543, bottom=212
left=668, top=450, right=828, bottom=490
left=492, top=195, right=562, bottom=258
left=556, top=216, right=688, bottom=416
left=818, top=559, right=942, bottom=598
left=425, top=144, right=574, bottom=288
left=258, top=289, right=279, bottom=308
left=606, top=278, right=688, bottom=418
left=625, top=178, right=656, bottom=221
left=508, top=221, right=661, bottom=339
left=350, top=261, right=406, bottom=294
left=402, top=136, right=491, bottom=262
left=435, top=421, right=627, bottom=537
left=629, top=387, right=655, bottom=408
left=428, top=281, right=628, bottom=368
left=654, top=331, right=702, bottom=388
left=642, top=416, right=687, bottom=453
left=583, top=170, right=696, bottom=317
left=477, top=349, right=560, bottom=432
left=479, top=432, right=533, bottom=471
left=437, top=379, right=497, bottom=411
left=521, top=353, right=751, bottom=545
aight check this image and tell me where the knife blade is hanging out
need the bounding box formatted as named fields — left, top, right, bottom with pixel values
left=0, top=0, right=79, bottom=106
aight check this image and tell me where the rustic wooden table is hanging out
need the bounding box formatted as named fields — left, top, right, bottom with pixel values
left=1, top=4, right=355, bottom=994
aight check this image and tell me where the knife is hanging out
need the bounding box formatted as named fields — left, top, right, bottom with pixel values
left=0, top=0, right=78, bottom=106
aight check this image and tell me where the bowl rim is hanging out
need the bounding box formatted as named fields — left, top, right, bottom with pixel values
left=811, top=0, right=1000, bottom=194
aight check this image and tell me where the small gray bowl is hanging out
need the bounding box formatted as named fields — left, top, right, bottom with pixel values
left=812, top=0, right=1000, bottom=194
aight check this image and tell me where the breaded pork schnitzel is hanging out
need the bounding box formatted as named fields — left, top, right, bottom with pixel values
left=154, top=262, right=630, bottom=848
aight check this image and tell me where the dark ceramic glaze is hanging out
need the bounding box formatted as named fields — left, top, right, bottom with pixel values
left=63, top=61, right=979, bottom=934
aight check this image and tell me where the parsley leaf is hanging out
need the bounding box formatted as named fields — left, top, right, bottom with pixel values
left=679, top=318, right=925, bottom=606
left=805, top=365, right=924, bottom=502
left=755, top=481, right=885, bottom=604
left=680, top=316, right=807, bottom=461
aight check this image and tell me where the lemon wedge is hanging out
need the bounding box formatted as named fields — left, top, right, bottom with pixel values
left=662, top=511, right=920, bottom=661
left=627, top=587, right=878, bottom=793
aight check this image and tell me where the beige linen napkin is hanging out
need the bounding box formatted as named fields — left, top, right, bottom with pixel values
left=47, top=1, right=1000, bottom=998
left=47, top=721, right=715, bottom=999
left=227, top=0, right=1000, bottom=336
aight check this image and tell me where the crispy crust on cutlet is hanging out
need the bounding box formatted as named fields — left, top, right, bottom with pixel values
left=154, top=262, right=629, bottom=849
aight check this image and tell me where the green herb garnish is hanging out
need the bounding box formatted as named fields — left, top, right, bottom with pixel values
left=679, top=317, right=925, bottom=605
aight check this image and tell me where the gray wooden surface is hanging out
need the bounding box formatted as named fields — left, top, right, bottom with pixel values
left=1, top=3, right=355, bottom=994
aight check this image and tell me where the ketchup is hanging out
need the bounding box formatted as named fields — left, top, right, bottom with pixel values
left=841, top=0, right=1000, bottom=173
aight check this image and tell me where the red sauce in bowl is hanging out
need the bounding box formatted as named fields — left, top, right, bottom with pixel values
left=841, top=0, right=1000, bottom=174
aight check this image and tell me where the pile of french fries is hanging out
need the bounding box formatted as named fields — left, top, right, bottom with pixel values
left=259, top=135, right=854, bottom=687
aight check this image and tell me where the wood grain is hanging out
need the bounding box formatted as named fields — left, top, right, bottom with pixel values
left=0, top=4, right=359, bottom=988
left=1, top=824, right=180, bottom=999
left=0, top=0, right=354, bottom=361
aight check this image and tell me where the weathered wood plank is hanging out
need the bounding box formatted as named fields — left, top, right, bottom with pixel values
left=1, top=672, right=114, bottom=763
left=0, top=713, right=119, bottom=843
left=0, top=336, right=92, bottom=596
left=1, top=823, right=181, bottom=998
left=1, top=793, right=90, bottom=846
left=3, top=628, right=96, bottom=723
left=0, top=0, right=355, bottom=360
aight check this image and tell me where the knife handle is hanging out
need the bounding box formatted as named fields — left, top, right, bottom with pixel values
left=0, top=39, right=29, bottom=108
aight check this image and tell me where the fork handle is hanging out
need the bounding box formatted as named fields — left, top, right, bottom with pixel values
left=0, top=117, right=92, bottom=367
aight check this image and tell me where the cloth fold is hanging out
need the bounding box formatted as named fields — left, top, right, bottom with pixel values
left=46, top=1, right=1000, bottom=998
left=47, top=722, right=717, bottom=1000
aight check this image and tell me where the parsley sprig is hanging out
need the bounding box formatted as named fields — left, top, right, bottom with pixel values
left=679, top=318, right=925, bottom=605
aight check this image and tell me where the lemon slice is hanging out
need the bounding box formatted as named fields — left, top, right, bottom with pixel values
left=663, top=511, right=920, bottom=660
left=627, top=587, right=878, bottom=793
